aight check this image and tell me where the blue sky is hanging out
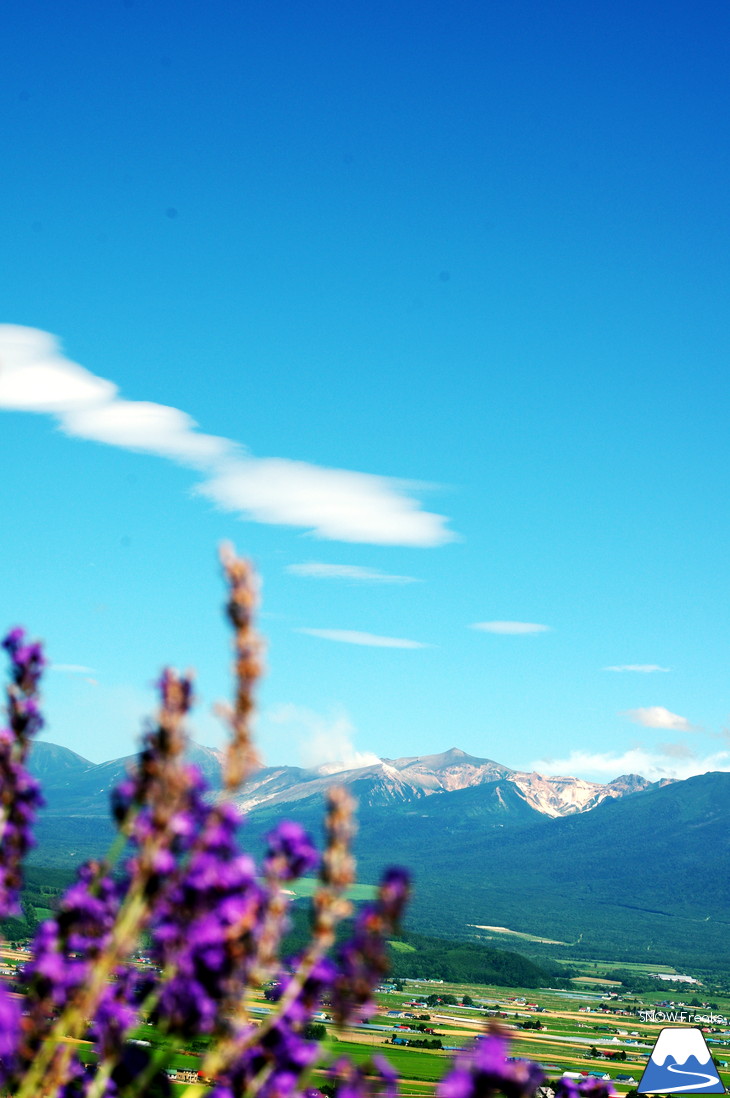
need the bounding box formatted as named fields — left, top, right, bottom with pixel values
left=2, top=0, right=730, bottom=780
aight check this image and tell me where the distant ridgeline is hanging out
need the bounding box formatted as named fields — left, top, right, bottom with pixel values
left=22, top=741, right=730, bottom=971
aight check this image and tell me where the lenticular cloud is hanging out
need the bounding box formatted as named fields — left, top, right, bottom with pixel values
left=0, top=326, right=116, bottom=411
left=0, top=325, right=455, bottom=547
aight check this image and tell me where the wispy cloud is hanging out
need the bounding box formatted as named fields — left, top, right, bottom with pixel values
left=265, top=703, right=380, bottom=770
left=531, top=745, right=730, bottom=782
left=295, top=628, right=431, bottom=648
left=470, top=621, right=551, bottom=635
left=657, top=741, right=696, bottom=759
left=50, top=664, right=97, bottom=675
left=0, top=326, right=455, bottom=547
left=604, top=664, right=670, bottom=673
left=623, top=706, right=696, bottom=731
left=287, top=562, right=420, bottom=584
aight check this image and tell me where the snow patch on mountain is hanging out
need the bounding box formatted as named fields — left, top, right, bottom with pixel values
left=29, top=740, right=658, bottom=821
left=230, top=748, right=654, bottom=817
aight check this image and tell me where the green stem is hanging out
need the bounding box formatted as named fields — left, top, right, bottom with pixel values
left=84, top=1056, right=115, bottom=1098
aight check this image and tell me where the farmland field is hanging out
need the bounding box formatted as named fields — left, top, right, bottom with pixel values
left=285, top=877, right=378, bottom=901
left=5, top=939, right=730, bottom=1095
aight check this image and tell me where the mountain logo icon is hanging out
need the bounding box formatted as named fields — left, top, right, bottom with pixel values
left=638, top=1027, right=726, bottom=1093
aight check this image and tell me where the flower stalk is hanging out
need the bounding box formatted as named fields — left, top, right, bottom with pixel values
left=0, top=547, right=571, bottom=1098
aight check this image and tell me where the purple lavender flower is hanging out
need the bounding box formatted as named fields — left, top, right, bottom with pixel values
left=327, top=1055, right=399, bottom=1098
left=17, top=860, right=126, bottom=1087
left=555, top=1080, right=615, bottom=1098
left=330, top=867, right=410, bottom=1024
left=214, top=1014, right=321, bottom=1098
left=149, top=796, right=265, bottom=1037
left=437, top=1029, right=544, bottom=1098
left=554, top=1080, right=580, bottom=1098
left=208, top=956, right=337, bottom=1098
left=264, top=821, right=319, bottom=881
left=0, top=628, right=45, bottom=919
left=2, top=628, right=46, bottom=694
left=0, top=984, right=21, bottom=1087
left=0, top=554, right=570, bottom=1098
left=567, top=1079, right=614, bottom=1098
left=270, top=956, right=337, bottom=1026
left=90, top=968, right=141, bottom=1060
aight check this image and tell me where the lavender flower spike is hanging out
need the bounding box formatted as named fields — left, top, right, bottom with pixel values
left=330, top=866, right=410, bottom=1024
left=264, top=820, right=319, bottom=882
left=0, top=553, right=566, bottom=1098
left=0, top=628, right=45, bottom=919
left=438, top=1027, right=545, bottom=1098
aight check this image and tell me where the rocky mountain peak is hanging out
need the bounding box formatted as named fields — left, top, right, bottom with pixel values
left=28, top=739, right=659, bottom=822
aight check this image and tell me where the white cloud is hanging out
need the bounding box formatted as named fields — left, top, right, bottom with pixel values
left=623, top=706, right=696, bottom=731
left=295, top=628, right=431, bottom=648
left=62, top=401, right=230, bottom=468
left=265, top=703, right=380, bottom=770
left=286, top=562, right=420, bottom=584
left=470, top=621, right=551, bottom=635
left=0, top=326, right=116, bottom=411
left=198, top=458, right=453, bottom=546
left=604, top=664, right=670, bottom=673
left=0, top=325, right=455, bottom=547
left=531, top=745, right=730, bottom=783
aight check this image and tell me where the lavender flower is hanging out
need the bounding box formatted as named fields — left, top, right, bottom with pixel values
left=0, top=984, right=21, bottom=1088
left=438, top=1029, right=544, bottom=1098
left=264, top=821, right=319, bottom=882
left=0, top=627, right=45, bottom=919
left=2, top=628, right=46, bottom=695
left=209, top=1009, right=321, bottom=1098
left=327, top=1055, right=399, bottom=1098
left=555, top=1080, right=614, bottom=1098
left=0, top=550, right=558, bottom=1098
left=219, top=545, right=263, bottom=790
left=150, top=798, right=265, bottom=1037
left=18, top=860, right=124, bottom=1082
left=330, top=867, right=410, bottom=1024
left=91, top=968, right=141, bottom=1059
left=255, top=822, right=318, bottom=980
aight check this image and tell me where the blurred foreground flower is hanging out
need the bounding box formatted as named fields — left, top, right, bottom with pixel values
left=0, top=549, right=588, bottom=1098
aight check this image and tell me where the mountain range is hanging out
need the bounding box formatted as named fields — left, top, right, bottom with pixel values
left=25, top=741, right=730, bottom=970
left=29, top=740, right=660, bottom=820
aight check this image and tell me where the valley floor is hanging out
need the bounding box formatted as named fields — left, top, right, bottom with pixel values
left=6, top=942, right=730, bottom=1096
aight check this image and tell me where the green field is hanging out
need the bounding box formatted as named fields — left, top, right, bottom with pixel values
left=32, top=975, right=730, bottom=1097
left=325, top=1038, right=449, bottom=1082
left=557, top=958, right=679, bottom=975
left=286, top=877, right=378, bottom=901
left=9, top=935, right=730, bottom=1097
